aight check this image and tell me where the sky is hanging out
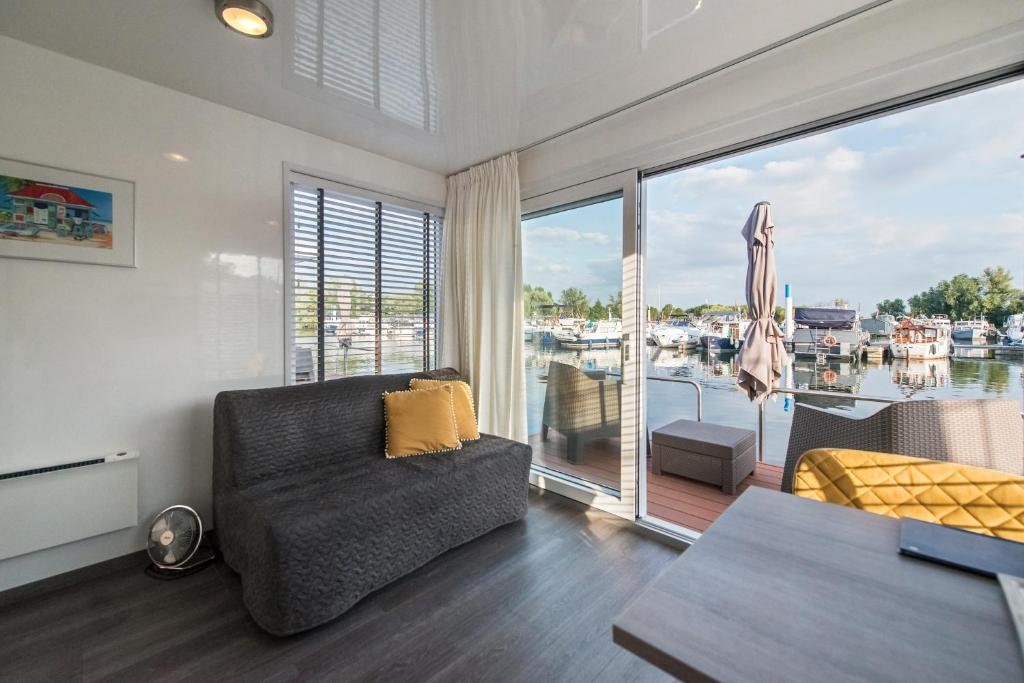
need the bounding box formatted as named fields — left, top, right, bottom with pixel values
left=523, top=76, right=1024, bottom=313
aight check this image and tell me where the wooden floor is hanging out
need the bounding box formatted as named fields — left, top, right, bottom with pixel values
left=530, top=432, right=783, bottom=533
left=0, top=489, right=679, bottom=683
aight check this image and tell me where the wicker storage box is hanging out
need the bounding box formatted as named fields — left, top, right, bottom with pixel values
left=652, top=419, right=756, bottom=494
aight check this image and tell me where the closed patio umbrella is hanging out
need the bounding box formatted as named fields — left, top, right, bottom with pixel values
left=737, top=202, right=788, bottom=402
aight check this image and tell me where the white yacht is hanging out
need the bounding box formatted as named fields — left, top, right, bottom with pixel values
left=558, top=319, right=623, bottom=349
left=651, top=319, right=702, bottom=348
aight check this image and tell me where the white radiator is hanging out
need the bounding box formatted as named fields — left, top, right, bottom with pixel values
left=0, top=451, right=139, bottom=561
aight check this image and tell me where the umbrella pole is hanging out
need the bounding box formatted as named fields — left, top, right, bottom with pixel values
left=758, top=400, right=766, bottom=462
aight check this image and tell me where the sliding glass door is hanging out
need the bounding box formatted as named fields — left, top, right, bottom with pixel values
left=521, top=171, right=641, bottom=519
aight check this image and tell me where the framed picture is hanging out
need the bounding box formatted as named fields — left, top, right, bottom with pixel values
left=0, top=157, right=135, bottom=267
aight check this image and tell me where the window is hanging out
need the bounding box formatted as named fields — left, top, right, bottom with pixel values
left=639, top=74, right=1024, bottom=534
left=292, top=0, right=438, bottom=133
left=287, top=173, right=442, bottom=383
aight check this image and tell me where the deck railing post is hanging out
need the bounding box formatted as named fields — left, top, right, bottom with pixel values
left=758, top=400, right=766, bottom=463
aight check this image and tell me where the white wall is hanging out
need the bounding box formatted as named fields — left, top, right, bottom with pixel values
left=519, top=0, right=1024, bottom=198
left=0, top=36, right=445, bottom=592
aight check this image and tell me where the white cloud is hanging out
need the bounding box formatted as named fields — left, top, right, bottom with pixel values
left=763, top=158, right=812, bottom=176
left=824, top=147, right=864, bottom=172
left=535, top=262, right=571, bottom=274
left=644, top=77, right=1024, bottom=309
left=525, top=225, right=611, bottom=245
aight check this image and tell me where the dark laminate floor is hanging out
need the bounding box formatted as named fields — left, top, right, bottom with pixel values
left=0, top=489, right=680, bottom=683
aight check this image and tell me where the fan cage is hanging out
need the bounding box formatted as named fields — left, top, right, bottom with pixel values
left=147, top=504, right=203, bottom=569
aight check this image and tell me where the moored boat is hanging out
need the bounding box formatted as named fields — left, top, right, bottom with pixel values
left=558, top=319, right=623, bottom=349
left=699, top=334, right=738, bottom=351
left=951, top=319, right=988, bottom=341
left=697, top=312, right=748, bottom=352
left=1001, top=313, right=1024, bottom=344
left=652, top=319, right=701, bottom=348
left=861, top=314, right=896, bottom=343
left=889, top=318, right=950, bottom=359
left=790, top=307, right=864, bottom=360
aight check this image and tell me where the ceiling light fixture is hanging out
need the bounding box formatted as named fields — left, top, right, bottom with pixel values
left=216, top=0, right=274, bottom=38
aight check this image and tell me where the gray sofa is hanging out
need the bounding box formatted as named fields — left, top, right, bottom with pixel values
left=213, top=370, right=532, bottom=636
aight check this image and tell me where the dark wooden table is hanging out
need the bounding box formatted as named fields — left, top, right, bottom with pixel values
left=613, top=486, right=1024, bottom=682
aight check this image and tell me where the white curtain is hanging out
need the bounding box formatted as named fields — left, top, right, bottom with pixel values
left=440, top=152, right=527, bottom=442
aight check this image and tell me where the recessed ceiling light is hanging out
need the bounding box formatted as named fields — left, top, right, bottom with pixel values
left=216, top=0, right=274, bottom=38
left=163, top=152, right=189, bottom=162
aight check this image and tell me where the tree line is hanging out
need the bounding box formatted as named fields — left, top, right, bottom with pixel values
left=295, top=279, right=428, bottom=333
left=876, top=266, right=1023, bottom=327
left=525, top=284, right=786, bottom=323
left=524, top=284, right=623, bottom=320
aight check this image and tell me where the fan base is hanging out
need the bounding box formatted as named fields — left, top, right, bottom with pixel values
left=145, top=548, right=217, bottom=580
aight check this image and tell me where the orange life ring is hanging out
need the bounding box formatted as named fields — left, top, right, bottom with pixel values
left=822, top=369, right=838, bottom=385
left=822, top=334, right=838, bottom=348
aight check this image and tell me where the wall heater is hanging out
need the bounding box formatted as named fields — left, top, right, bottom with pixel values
left=0, top=451, right=139, bottom=561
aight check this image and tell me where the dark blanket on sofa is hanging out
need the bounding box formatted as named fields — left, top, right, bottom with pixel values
left=213, top=371, right=532, bottom=635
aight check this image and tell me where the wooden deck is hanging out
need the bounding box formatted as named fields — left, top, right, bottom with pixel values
left=529, top=432, right=783, bottom=533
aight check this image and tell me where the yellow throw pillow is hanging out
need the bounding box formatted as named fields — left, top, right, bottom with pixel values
left=383, top=386, right=462, bottom=458
left=409, top=378, right=480, bottom=441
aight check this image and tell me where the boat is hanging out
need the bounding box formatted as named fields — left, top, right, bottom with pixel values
left=535, top=316, right=584, bottom=344
left=790, top=307, right=864, bottom=360
left=861, top=314, right=896, bottom=343
left=645, top=321, right=658, bottom=345
left=558, top=319, right=623, bottom=349
left=889, top=318, right=950, bottom=359
left=698, top=313, right=749, bottom=352
left=929, top=314, right=952, bottom=332
left=1001, top=313, right=1024, bottom=344
left=951, top=319, right=988, bottom=341
left=651, top=319, right=702, bottom=348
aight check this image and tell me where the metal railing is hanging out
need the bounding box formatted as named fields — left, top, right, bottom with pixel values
left=607, top=372, right=703, bottom=421
left=649, top=376, right=703, bottom=422
left=611, top=373, right=909, bottom=461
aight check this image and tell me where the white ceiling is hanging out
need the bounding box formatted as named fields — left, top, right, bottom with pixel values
left=0, top=0, right=874, bottom=174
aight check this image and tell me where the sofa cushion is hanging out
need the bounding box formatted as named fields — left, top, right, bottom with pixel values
left=409, top=378, right=480, bottom=441
left=383, top=386, right=462, bottom=457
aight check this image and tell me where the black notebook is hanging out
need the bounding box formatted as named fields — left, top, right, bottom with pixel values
left=899, top=518, right=1024, bottom=578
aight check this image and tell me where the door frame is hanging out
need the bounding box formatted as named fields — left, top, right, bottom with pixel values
left=521, top=170, right=642, bottom=520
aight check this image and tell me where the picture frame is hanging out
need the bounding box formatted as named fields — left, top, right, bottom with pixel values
left=0, top=157, right=135, bottom=267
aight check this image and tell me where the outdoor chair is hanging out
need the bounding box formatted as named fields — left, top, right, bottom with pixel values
left=782, top=399, right=1024, bottom=492
left=791, top=448, right=1024, bottom=541
left=541, top=361, right=621, bottom=464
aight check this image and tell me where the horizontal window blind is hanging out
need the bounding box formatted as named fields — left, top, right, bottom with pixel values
left=289, top=179, right=442, bottom=383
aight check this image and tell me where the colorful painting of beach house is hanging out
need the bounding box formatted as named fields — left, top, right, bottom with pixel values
left=0, top=174, right=114, bottom=249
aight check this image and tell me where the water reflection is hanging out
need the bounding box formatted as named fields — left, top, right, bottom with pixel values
left=949, top=359, right=1012, bottom=393
left=891, top=358, right=949, bottom=397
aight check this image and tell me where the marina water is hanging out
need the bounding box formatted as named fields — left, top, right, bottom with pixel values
left=525, top=341, right=1024, bottom=467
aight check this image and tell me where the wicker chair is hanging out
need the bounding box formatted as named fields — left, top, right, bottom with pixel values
left=782, top=399, right=1024, bottom=492
left=541, top=361, right=621, bottom=464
